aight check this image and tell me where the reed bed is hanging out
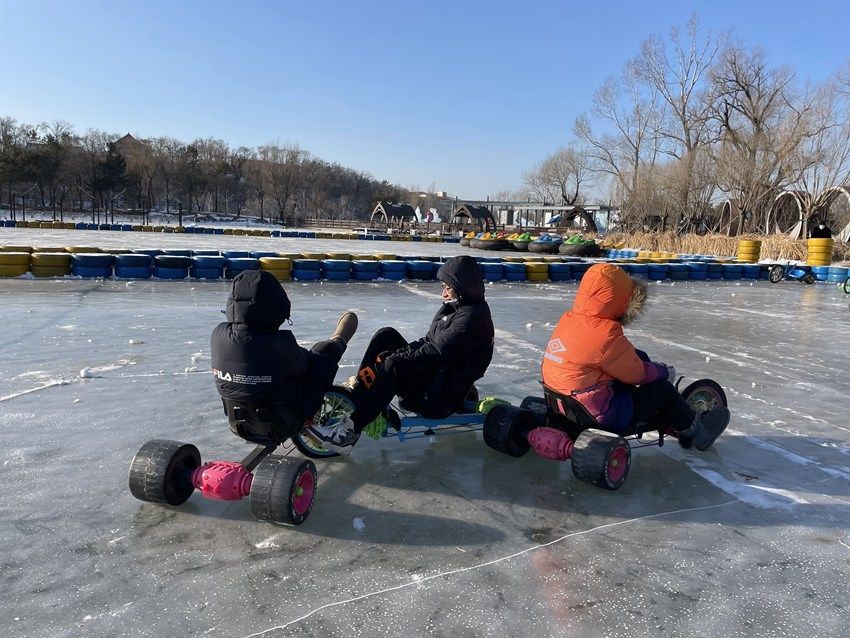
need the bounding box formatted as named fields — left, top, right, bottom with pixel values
left=596, top=232, right=850, bottom=262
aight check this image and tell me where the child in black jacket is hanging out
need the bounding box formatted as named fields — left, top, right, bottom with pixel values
left=306, top=255, right=494, bottom=454
left=211, top=270, right=357, bottom=437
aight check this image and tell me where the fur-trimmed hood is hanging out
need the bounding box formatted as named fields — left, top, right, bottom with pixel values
left=572, top=263, right=646, bottom=324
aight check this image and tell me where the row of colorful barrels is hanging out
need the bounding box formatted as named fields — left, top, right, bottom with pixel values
left=813, top=265, right=849, bottom=282
left=0, top=219, right=460, bottom=242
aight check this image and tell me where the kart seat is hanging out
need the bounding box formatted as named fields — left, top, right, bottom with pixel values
left=221, top=398, right=302, bottom=446
left=542, top=384, right=661, bottom=439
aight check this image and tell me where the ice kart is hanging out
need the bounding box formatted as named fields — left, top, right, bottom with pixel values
left=482, top=378, right=727, bottom=490
left=768, top=262, right=816, bottom=285
left=129, top=399, right=320, bottom=525
left=291, top=386, right=488, bottom=458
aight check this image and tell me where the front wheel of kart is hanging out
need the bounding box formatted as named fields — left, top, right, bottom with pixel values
left=768, top=265, right=784, bottom=283
left=844, top=278, right=850, bottom=294
left=680, top=379, right=728, bottom=414
left=803, top=273, right=816, bottom=285
left=292, top=385, right=355, bottom=459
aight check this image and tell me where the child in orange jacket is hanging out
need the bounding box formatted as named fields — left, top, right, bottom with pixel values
left=541, top=263, right=729, bottom=450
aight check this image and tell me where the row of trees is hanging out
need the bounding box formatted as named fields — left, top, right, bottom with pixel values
left=0, top=120, right=411, bottom=223
left=519, top=16, right=850, bottom=234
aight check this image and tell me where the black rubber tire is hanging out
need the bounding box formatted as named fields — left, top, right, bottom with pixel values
left=570, top=429, right=631, bottom=490
left=128, top=439, right=201, bottom=506
left=483, top=404, right=533, bottom=457
left=844, top=278, right=850, bottom=294
left=520, top=396, right=548, bottom=428
left=768, top=265, right=784, bottom=283
left=154, top=255, right=192, bottom=268
left=292, top=385, right=355, bottom=459
left=528, top=242, right=561, bottom=254
left=249, top=456, right=317, bottom=525
left=680, top=379, right=728, bottom=414
left=460, top=237, right=471, bottom=247
left=803, top=273, right=816, bottom=285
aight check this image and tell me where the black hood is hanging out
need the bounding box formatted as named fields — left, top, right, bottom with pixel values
left=225, top=270, right=291, bottom=328
left=437, top=256, right=485, bottom=305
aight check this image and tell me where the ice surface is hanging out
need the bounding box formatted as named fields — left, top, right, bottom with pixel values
left=1, top=272, right=849, bottom=637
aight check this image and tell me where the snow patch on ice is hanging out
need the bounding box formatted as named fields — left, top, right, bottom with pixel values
left=254, top=534, right=281, bottom=549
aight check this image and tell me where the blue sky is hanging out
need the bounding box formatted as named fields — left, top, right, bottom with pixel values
left=1, top=0, right=848, bottom=198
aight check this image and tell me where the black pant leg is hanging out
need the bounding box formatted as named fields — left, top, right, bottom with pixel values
left=358, top=327, right=408, bottom=370
left=628, top=380, right=695, bottom=432
left=298, top=340, right=345, bottom=421
left=350, top=369, right=400, bottom=431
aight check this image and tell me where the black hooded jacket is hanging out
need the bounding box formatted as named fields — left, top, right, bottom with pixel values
left=210, top=270, right=316, bottom=424
left=389, top=255, right=494, bottom=413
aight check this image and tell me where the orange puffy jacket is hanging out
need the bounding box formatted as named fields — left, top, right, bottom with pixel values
left=541, top=263, right=668, bottom=431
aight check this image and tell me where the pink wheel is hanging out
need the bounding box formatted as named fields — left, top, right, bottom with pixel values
left=249, top=456, right=317, bottom=525
left=571, top=429, right=631, bottom=490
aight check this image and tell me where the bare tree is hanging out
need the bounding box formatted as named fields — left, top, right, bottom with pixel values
left=709, top=45, right=814, bottom=233
left=574, top=69, right=664, bottom=217
left=630, top=14, right=726, bottom=222
left=523, top=144, right=592, bottom=205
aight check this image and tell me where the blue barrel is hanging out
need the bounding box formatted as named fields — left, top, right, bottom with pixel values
left=213, top=228, right=224, bottom=235
left=115, top=254, right=153, bottom=268
left=292, top=269, right=321, bottom=281
left=192, top=255, right=225, bottom=276
left=182, top=227, right=196, bottom=234
left=722, top=264, right=743, bottom=280
left=223, top=250, right=251, bottom=259
left=153, top=267, right=189, bottom=280
left=629, top=264, right=649, bottom=279
left=251, top=251, right=279, bottom=259
left=114, top=266, right=152, bottom=279
left=74, top=222, right=87, bottom=230
left=225, top=257, right=260, bottom=278
left=71, top=254, right=115, bottom=273
left=686, top=262, right=708, bottom=281
left=380, top=260, right=407, bottom=281
left=741, top=264, right=760, bottom=280
left=321, top=259, right=352, bottom=272
left=647, top=264, right=669, bottom=280
left=706, top=262, right=723, bottom=280
left=548, top=263, right=572, bottom=282
left=668, top=264, right=689, bottom=281
left=72, top=266, right=112, bottom=278
left=570, top=262, right=592, bottom=281
left=162, top=249, right=192, bottom=257
left=351, top=260, right=380, bottom=272
left=406, top=261, right=437, bottom=280
left=134, top=249, right=164, bottom=257
left=292, top=259, right=321, bottom=271
left=480, top=262, right=504, bottom=282
left=121, top=224, right=133, bottom=232
left=503, top=262, right=527, bottom=282
left=192, top=250, right=221, bottom=256
left=812, top=265, right=830, bottom=281
left=324, top=270, right=351, bottom=281
left=827, top=266, right=848, bottom=283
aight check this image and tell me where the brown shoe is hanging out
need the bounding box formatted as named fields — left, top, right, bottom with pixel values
left=331, top=311, right=358, bottom=345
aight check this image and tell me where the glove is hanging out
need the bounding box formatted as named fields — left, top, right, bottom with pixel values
left=376, top=350, right=394, bottom=364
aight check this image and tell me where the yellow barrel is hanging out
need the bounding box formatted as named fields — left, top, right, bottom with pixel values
left=66, top=246, right=101, bottom=253
left=1, top=245, right=33, bottom=253
left=31, top=253, right=71, bottom=268
left=31, top=265, right=70, bottom=277
left=0, top=252, right=31, bottom=266
left=326, top=252, right=352, bottom=261
left=737, top=239, right=762, bottom=263
left=259, top=257, right=292, bottom=270
left=807, top=238, right=833, bottom=266
left=301, top=252, right=327, bottom=260
left=374, top=253, right=397, bottom=261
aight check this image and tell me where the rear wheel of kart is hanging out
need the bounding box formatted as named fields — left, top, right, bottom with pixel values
left=570, top=429, right=631, bottom=490
left=291, top=385, right=354, bottom=459
left=483, top=405, right=533, bottom=457
left=249, top=456, right=317, bottom=525
left=680, top=379, right=728, bottom=414
left=803, top=273, right=816, bottom=285
left=520, top=396, right=549, bottom=428
left=768, top=265, right=784, bottom=283
left=128, top=439, right=201, bottom=505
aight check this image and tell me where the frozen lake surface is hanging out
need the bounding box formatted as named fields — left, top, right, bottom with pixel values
left=1, top=273, right=849, bottom=637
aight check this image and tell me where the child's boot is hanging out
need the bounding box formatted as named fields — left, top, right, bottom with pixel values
left=331, top=311, right=358, bottom=346
left=677, top=406, right=730, bottom=451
